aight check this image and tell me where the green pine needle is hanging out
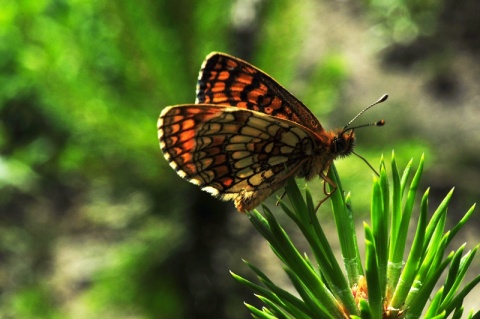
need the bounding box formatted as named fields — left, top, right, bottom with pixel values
left=232, top=153, right=479, bottom=319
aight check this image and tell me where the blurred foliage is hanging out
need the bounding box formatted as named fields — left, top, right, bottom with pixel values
left=0, top=0, right=478, bottom=318
left=364, top=0, right=443, bottom=44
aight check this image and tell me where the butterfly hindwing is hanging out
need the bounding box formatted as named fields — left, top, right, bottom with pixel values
left=158, top=104, right=320, bottom=211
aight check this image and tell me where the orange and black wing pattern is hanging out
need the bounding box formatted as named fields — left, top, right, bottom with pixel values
left=196, top=52, right=324, bottom=132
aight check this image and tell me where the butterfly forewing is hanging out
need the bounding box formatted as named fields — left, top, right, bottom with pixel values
left=196, top=52, right=325, bottom=132
left=158, top=105, right=321, bottom=212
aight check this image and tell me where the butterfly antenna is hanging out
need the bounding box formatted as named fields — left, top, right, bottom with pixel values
left=344, top=94, right=389, bottom=176
left=343, top=94, right=388, bottom=131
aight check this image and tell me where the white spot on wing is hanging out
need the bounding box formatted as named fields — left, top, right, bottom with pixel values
left=202, top=186, right=220, bottom=196
left=190, top=178, right=201, bottom=185
left=159, top=140, right=167, bottom=150
left=165, top=161, right=177, bottom=171
left=157, top=117, right=164, bottom=132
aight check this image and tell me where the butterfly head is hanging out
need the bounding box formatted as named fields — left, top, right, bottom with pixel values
left=332, top=129, right=356, bottom=158
left=332, top=118, right=385, bottom=175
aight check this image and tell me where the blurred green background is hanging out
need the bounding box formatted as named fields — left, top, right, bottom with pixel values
left=1, top=0, right=479, bottom=318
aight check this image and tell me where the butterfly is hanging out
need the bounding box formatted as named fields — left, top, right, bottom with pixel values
left=158, top=52, right=387, bottom=213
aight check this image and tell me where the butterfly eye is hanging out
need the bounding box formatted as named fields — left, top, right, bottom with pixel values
left=333, top=136, right=346, bottom=153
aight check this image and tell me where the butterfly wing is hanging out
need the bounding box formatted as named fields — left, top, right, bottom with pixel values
left=158, top=104, right=321, bottom=212
left=196, top=52, right=324, bottom=132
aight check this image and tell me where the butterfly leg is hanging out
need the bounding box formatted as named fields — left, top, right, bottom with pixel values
left=275, top=190, right=287, bottom=207
left=314, top=171, right=338, bottom=212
